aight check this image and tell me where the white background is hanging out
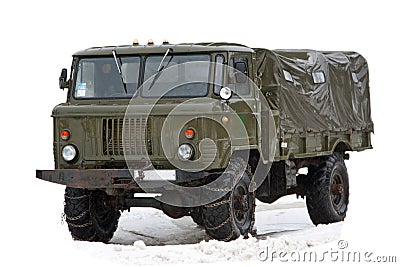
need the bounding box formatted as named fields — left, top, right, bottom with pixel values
left=1, top=0, right=399, bottom=266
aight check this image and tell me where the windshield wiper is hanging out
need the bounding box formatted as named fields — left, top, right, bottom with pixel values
left=148, top=48, right=174, bottom=91
left=157, top=48, right=173, bottom=72
left=112, top=50, right=128, bottom=94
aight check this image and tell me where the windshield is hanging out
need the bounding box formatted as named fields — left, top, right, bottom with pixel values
left=142, top=54, right=211, bottom=98
left=74, top=57, right=140, bottom=98
left=73, top=54, right=211, bottom=99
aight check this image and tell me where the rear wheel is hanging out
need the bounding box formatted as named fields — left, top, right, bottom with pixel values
left=203, top=158, right=255, bottom=241
left=64, top=187, right=121, bottom=242
left=306, top=153, right=349, bottom=225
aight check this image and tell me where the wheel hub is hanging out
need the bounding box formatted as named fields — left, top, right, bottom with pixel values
left=330, top=172, right=345, bottom=212
left=233, top=184, right=250, bottom=225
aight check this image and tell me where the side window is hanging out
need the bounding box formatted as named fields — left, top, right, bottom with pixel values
left=234, top=61, right=248, bottom=83
left=227, top=56, right=250, bottom=95
left=232, top=57, right=248, bottom=83
left=312, top=71, right=326, bottom=84
left=213, top=54, right=225, bottom=95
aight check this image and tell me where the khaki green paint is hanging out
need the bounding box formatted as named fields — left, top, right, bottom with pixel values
left=53, top=43, right=372, bottom=171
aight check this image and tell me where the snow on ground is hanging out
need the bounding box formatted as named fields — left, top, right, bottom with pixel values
left=74, top=195, right=342, bottom=265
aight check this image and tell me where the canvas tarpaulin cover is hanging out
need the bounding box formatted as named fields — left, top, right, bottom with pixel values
left=254, top=49, right=373, bottom=134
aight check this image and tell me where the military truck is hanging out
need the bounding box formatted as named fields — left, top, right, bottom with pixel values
left=36, top=41, right=373, bottom=242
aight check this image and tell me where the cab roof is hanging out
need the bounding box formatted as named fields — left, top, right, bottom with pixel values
left=73, top=42, right=254, bottom=56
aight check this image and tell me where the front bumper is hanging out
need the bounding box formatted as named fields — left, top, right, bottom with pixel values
left=35, top=169, right=178, bottom=190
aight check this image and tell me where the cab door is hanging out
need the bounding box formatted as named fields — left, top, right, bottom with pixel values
left=226, top=53, right=257, bottom=148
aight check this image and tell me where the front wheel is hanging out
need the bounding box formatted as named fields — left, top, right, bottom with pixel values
left=306, top=153, right=349, bottom=225
left=190, top=207, right=205, bottom=227
left=64, top=187, right=121, bottom=242
left=203, top=158, right=255, bottom=241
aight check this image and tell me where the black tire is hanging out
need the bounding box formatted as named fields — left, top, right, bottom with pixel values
left=190, top=207, right=205, bottom=227
left=64, top=187, right=121, bottom=243
left=306, top=152, right=349, bottom=225
left=203, top=158, right=255, bottom=241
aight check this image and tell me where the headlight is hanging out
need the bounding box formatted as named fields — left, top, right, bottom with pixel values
left=177, top=144, right=194, bottom=160
left=62, top=145, right=77, bottom=162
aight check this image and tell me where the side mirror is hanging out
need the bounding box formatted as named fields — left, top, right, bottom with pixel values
left=59, top=68, right=68, bottom=89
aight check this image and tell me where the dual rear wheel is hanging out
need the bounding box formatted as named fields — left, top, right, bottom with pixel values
left=305, top=152, right=349, bottom=225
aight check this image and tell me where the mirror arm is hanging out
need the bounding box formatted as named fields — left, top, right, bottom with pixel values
left=60, top=80, right=70, bottom=90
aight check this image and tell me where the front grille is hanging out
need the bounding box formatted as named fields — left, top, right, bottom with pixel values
left=102, top=117, right=150, bottom=156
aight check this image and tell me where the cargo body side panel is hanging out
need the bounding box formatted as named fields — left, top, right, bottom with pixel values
left=255, top=49, right=373, bottom=160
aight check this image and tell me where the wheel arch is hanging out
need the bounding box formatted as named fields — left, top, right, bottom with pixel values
left=223, top=148, right=260, bottom=173
left=332, top=140, right=353, bottom=154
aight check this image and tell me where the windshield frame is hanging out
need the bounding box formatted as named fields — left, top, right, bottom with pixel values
left=67, top=50, right=229, bottom=104
left=73, top=52, right=219, bottom=102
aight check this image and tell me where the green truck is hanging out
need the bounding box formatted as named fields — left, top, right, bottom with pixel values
left=36, top=41, right=373, bottom=242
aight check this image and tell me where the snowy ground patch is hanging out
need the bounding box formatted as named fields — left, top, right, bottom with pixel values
left=73, top=195, right=342, bottom=265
